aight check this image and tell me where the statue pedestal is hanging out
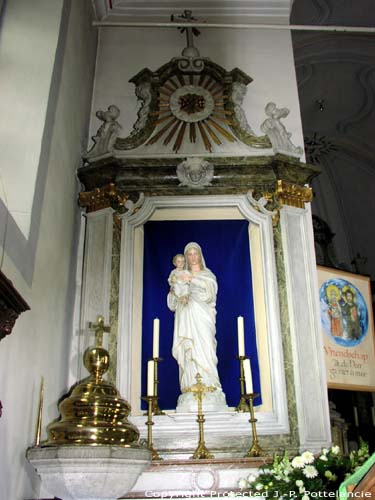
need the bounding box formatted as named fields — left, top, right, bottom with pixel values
left=176, top=389, right=229, bottom=413
left=27, top=446, right=151, bottom=500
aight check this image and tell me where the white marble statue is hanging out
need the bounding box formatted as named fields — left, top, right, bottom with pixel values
left=167, top=242, right=228, bottom=412
left=260, top=102, right=303, bottom=157
left=85, top=105, right=122, bottom=158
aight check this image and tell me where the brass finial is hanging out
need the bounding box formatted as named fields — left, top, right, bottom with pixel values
left=45, top=315, right=140, bottom=447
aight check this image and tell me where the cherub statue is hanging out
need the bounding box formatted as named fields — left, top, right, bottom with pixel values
left=85, top=105, right=122, bottom=159
left=260, top=102, right=303, bottom=157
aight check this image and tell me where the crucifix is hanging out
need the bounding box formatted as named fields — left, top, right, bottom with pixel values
left=88, top=315, right=111, bottom=348
left=171, top=10, right=204, bottom=72
left=186, top=373, right=216, bottom=460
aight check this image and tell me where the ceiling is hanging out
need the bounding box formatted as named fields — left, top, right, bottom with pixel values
left=92, top=0, right=293, bottom=24
left=291, top=0, right=375, bottom=277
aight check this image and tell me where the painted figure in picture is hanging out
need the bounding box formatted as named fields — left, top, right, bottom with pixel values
left=326, top=285, right=343, bottom=337
left=167, top=242, right=228, bottom=412
left=341, top=287, right=361, bottom=340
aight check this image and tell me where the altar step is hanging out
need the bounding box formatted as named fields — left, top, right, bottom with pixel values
left=121, top=457, right=272, bottom=498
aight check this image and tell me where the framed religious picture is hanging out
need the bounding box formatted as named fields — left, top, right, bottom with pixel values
left=317, top=266, right=375, bottom=391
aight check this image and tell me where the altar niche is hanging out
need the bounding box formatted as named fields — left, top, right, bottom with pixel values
left=116, top=194, right=289, bottom=456
left=141, top=219, right=260, bottom=411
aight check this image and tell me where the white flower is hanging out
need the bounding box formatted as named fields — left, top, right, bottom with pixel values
left=303, top=465, right=319, bottom=479
left=301, top=451, right=315, bottom=464
left=302, top=496, right=310, bottom=500
left=238, top=479, right=249, bottom=489
left=247, top=474, right=257, bottom=483
left=255, top=483, right=264, bottom=491
left=322, top=448, right=329, bottom=455
left=291, top=456, right=305, bottom=468
left=295, top=480, right=304, bottom=487
left=319, top=454, right=328, bottom=461
left=299, top=487, right=306, bottom=494
left=331, top=445, right=340, bottom=455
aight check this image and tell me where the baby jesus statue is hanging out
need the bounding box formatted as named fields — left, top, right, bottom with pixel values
left=168, top=254, right=192, bottom=304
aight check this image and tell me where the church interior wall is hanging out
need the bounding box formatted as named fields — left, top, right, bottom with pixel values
left=89, top=25, right=305, bottom=152
left=0, top=2, right=97, bottom=499
left=0, top=0, right=65, bottom=239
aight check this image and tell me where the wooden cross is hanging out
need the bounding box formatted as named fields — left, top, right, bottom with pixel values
left=88, top=315, right=111, bottom=347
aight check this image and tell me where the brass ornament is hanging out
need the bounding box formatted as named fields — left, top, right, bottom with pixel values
left=45, top=316, right=140, bottom=447
left=78, top=183, right=129, bottom=213
left=275, top=179, right=313, bottom=209
left=185, top=373, right=216, bottom=460
left=245, top=393, right=264, bottom=458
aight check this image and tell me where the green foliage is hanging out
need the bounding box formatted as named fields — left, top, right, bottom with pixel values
left=238, top=440, right=369, bottom=499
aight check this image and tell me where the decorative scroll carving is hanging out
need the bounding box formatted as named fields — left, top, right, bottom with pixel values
left=0, top=271, right=30, bottom=341
left=84, top=106, right=122, bottom=160
left=261, top=102, right=303, bottom=157
left=232, top=82, right=255, bottom=135
left=131, top=82, right=152, bottom=136
left=177, top=157, right=214, bottom=188
left=247, top=190, right=279, bottom=226
left=82, top=17, right=274, bottom=160
left=275, top=179, right=313, bottom=208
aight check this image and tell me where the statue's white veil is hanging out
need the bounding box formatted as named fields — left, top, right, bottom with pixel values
left=184, top=242, right=207, bottom=270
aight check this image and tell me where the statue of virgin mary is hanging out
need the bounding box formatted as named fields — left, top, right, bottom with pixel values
left=167, top=242, right=228, bottom=412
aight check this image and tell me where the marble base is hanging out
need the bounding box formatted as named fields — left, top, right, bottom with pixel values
left=126, top=457, right=272, bottom=498
left=176, top=389, right=229, bottom=413
left=27, top=445, right=151, bottom=500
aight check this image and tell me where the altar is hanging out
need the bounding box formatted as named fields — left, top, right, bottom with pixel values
left=32, top=11, right=332, bottom=499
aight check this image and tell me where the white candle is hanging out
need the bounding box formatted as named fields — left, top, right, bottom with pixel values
left=147, top=360, right=154, bottom=396
left=243, top=359, right=253, bottom=394
left=152, top=318, right=160, bottom=358
left=237, top=316, right=245, bottom=357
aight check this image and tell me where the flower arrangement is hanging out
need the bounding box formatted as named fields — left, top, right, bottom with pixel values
left=238, top=441, right=369, bottom=499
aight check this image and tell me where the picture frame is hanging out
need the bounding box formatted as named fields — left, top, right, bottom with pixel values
left=317, top=266, right=375, bottom=391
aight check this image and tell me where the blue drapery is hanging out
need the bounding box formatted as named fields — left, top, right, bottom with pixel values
left=141, top=219, right=261, bottom=409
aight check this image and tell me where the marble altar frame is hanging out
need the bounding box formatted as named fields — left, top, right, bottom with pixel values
left=117, top=194, right=289, bottom=455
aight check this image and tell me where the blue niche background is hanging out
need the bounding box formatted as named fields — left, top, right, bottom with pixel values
left=141, top=219, right=260, bottom=410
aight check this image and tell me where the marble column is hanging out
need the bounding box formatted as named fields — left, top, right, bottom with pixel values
left=71, top=208, right=114, bottom=382
left=280, top=203, right=331, bottom=452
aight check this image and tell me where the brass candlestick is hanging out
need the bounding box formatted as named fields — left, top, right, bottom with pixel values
left=187, top=373, right=215, bottom=460
left=152, top=357, right=165, bottom=415
left=245, top=393, right=264, bottom=457
left=235, top=355, right=249, bottom=412
left=142, top=395, right=162, bottom=461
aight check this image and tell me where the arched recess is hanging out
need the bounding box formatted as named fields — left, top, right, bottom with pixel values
left=117, top=194, right=289, bottom=450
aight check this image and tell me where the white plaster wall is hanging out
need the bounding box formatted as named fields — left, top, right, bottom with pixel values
left=0, top=2, right=97, bottom=499
left=0, top=0, right=64, bottom=237
left=90, top=26, right=304, bottom=152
